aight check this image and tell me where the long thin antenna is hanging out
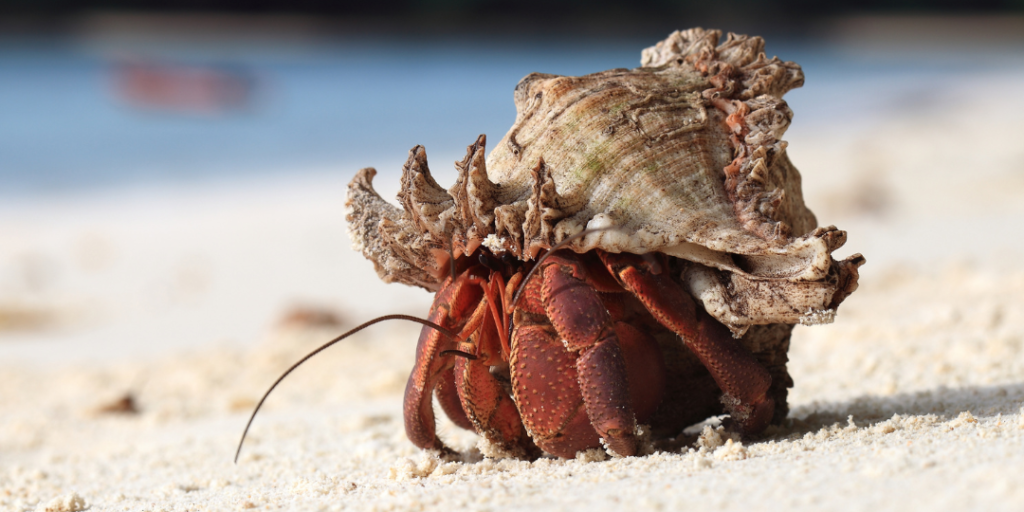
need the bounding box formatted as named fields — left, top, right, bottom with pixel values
left=509, top=226, right=618, bottom=311
left=234, top=314, right=458, bottom=464
left=439, top=349, right=477, bottom=359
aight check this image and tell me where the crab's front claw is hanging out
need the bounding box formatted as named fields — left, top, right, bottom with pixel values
left=511, top=323, right=603, bottom=458
left=536, top=252, right=640, bottom=457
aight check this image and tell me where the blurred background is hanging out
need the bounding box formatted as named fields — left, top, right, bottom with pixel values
left=2, top=1, right=1024, bottom=364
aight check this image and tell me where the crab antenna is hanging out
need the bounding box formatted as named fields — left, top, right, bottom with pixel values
left=234, top=314, right=459, bottom=464
left=509, top=226, right=619, bottom=311
left=439, top=349, right=478, bottom=360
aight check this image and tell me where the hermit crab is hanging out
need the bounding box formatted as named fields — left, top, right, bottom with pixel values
left=236, top=28, right=864, bottom=462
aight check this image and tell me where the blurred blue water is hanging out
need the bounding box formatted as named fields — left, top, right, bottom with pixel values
left=1, top=33, right=1018, bottom=196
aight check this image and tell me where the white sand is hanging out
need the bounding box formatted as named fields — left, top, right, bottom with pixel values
left=3, top=65, right=1024, bottom=512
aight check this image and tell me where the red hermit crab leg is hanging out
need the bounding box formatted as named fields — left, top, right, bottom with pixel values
left=408, top=261, right=536, bottom=456
left=435, top=368, right=475, bottom=432
left=484, top=272, right=512, bottom=360
left=426, top=268, right=534, bottom=457
left=596, top=250, right=775, bottom=434
left=403, top=268, right=489, bottom=453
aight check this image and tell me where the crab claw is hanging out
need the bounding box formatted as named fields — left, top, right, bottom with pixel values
left=511, top=251, right=641, bottom=458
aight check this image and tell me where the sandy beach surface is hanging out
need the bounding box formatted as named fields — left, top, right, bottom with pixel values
left=3, top=61, right=1024, bottom=512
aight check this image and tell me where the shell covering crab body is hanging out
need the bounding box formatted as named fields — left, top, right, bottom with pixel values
left=346, top=28, right=864, bottom=458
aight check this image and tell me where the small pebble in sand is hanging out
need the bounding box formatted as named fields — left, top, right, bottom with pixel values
left=93, top=393, right=139, bottom=415
left=42, top=493, right=88, bottom=512
left=276, top=306, right=344, bottom=329
left=696, top=425, right=740, bottom=451
left=0, top=304, right=54, bottom=332
left=693, top=425, right=748, bottom=461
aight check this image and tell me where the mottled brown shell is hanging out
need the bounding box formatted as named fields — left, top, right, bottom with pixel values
left=346, top=28, right=864, bottom=333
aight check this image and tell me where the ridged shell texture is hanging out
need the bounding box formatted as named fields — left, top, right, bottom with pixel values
left=346, top=28, right=865, bottom=333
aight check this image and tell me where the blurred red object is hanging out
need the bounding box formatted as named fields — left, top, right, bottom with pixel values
left=113, top=58, right=256, bottom=113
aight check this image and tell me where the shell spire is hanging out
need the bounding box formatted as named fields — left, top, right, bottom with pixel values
left=641, top=28, right=805, bottom=242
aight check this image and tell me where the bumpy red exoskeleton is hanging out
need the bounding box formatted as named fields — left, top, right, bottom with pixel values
left=405, top=247, right=775, bottom=459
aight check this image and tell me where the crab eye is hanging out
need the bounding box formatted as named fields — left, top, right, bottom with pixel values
left=479, top=252, right=504, bottom=272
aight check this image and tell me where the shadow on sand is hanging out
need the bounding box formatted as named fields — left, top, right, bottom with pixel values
left=769, top=381, right=1024, bottom=437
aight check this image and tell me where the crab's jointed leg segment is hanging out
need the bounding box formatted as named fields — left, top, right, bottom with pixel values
left=597, top=250, right=775, bottom=433
left=611, top=320, right=666, bottom=424
left=436, top=367, right=474, bottom=431
left=403, top=270, right=484, bottom=453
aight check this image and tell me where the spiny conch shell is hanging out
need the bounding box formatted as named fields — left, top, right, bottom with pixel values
left=346, top=28, right=865, bottom=335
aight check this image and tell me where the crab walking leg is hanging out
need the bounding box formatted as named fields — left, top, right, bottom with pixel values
left=611, top=320, right=666, bottom=424
left=598, top=251, right=775, bottom=433
left=436, top=368, right=474, bottom=431
left=694, top=306, right=775, bottom=431
left=403, top=270, right=484, bottom=452
left=538, top=252, right=639, bottom=456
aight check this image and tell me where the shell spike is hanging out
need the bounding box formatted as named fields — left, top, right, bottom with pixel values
left=450, top=134, right=499, bottom=239
left=347, top=165, right=447, bottom=292
left=346, top=167, right=402, bottom=256
left=522, top=158, right=566, bottom=259
left=398, top=145, right=454, bottom=239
